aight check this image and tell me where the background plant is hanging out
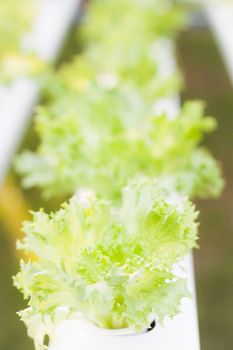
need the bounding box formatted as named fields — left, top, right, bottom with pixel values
left=0, top=0, right=44, bottom=82
left=16, top=99, right=223, bottom=201
left=15, top=0, right=223, bottom=201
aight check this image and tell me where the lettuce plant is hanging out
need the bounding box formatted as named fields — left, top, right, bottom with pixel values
left=82, top=0, right=186, bottom=48
left=15, top=0, right=223, bottom=201
left=16, top=100, right=223, bottom=201
left=73, top=0, right=194, bottom=104
left=83, top=39, right=182, bottom=100
left=14, top=178, right=198, bottom=350
left=43, top=49, right=182, bottom=105
left=81, top=0, right=184, bottom=97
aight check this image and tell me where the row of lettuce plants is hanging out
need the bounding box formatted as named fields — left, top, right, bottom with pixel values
left=13, top=1, right=223, bottom=349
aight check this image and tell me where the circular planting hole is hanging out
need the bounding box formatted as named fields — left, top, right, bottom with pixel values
left=147, top=320, right=156, bottom=332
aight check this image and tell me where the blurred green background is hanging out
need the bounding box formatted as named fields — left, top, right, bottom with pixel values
left=0, top=21, right=233, bottom=350
left=178, top=26, right=233, bottom=349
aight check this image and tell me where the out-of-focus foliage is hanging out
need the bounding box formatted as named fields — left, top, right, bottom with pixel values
left=14, top=178, right=198, bottom=350
left=16, top=0, right=223, bottom=201
left=0, top=0, right=44, bottom=82
left=82, top=0, right=185, bottom=89
left=0, top=0, right=34, bottom=55
left=43, top=44, right=182, bottom=105
left=16, top=99, right=223, bottom=201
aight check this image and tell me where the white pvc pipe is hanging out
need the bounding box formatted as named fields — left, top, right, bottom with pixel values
left=49, top=43, right=200, bottom=350
left=0, top=79, right=39, bottom=182
left=49, top=254, right=200, bottom=350
left=0, top=9, right=200, bottom=349
left=204, top=2, right=233, bottom=85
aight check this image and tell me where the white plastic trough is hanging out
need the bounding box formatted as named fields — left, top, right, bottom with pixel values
left=49, top=254, right=200, bottom=350
left=49, top=42, right=201, bottom=350
left=203, top=1, right=233, bottom=85
left=0, top=3, right=201, bottom=348
left=0, top=0, right=82, bottom=183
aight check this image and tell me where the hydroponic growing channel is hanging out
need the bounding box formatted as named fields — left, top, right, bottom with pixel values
left=0, top=1, right=228, bottom=350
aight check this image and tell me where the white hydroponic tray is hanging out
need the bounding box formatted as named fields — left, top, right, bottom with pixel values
left=0, top=5, right=201, bottom=348
left=50, top=42, right=201, bottom=350
left=50, top=254, right=200, bottom=350
left=0, top=0, right=82, bottom=183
